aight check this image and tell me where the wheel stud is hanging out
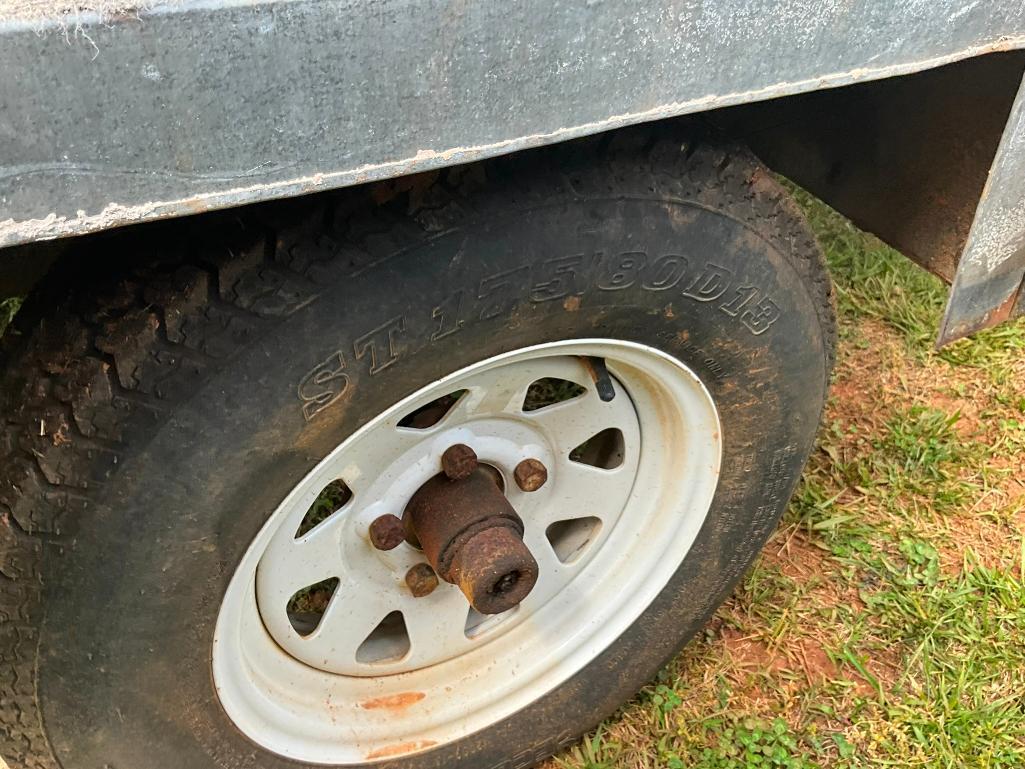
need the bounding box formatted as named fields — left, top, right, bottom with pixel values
left=514, top=458, right=548, bottom=492
left=441, top=443, right=478, bottom=480
left=368, top=514, right=406, bottom=550
left=405, top=563, right=439, bottom=597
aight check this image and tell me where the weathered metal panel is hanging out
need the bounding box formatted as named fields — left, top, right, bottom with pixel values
left=938, top=70, right=1025, bottom=344
left=2, top=0, right=1025, bottom=248
left=710, top=53, right=1025, bottom=286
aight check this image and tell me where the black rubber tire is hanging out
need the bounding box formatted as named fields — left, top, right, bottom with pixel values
left=0, top=126, right=835, bottom=769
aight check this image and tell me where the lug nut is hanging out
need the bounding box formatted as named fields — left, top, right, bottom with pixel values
left=441, top=443, right=478, bottom=480
left=405, top=563, right=439, bottom=597
left=368, top=514, right=406, bottom=550
left=514, top=458, right=548, bottom=492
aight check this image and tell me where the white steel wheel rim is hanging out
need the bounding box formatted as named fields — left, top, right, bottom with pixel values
left=213, top=339, right=722, bottom=764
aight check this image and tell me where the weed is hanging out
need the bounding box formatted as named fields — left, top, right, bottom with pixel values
left=877, top=407, right=961, bottom=479
left=691, top=718, right=816, bottom=769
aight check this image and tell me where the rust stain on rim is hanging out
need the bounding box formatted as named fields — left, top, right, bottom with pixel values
left=365, top=739, right=438, bottom=759
left=360, top=692, right=427, bottom=711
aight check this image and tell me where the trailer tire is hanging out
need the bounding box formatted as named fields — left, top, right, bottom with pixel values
left=0, top=128, right=834, bottom=769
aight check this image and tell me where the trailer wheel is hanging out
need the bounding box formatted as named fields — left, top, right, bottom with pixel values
left=0, top=130, right=834, bottom=769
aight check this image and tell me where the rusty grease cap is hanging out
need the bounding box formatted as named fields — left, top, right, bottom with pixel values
left=449, top=527, right=539, bottom=614
left=405, top=464, right=539, bottom=615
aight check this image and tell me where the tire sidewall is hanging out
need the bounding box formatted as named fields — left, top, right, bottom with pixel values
left=39, top=196, right=828, bottom=768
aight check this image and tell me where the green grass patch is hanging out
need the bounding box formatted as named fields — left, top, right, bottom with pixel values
left=868, top=406, right=980, bottom=509
left=686, top=717, right=817, bottom=769
left=0, top=296, right=20, bottom=338
left=877, top=407, right=962, bottom=479
left=855, top=558, right=1025, bottom=768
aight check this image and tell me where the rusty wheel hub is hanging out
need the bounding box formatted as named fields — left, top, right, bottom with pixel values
left=405, top=445, right=541, bottom=614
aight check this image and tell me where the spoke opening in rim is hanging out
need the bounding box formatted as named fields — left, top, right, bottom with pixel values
left=356, top=611, right=411, bottom=664
left=522, top=377, right=586, bottom=412
left=465, top=605, right=518, bottom=639
left=286, top=577, right=339, bottom=636
left=295, top=479, right=352, bottom=538
left=570, top=427, right=625, bottom=469
left=398, top=389, right=467, bottom=429
left=545, top=517, right=603, bottom=564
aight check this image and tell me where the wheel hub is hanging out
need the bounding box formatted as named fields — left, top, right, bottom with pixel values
left=404, top=449, right=540, bottom=615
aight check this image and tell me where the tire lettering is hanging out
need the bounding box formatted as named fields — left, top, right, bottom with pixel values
left=597, top=251, right=646, bottom=291
left=718, top=285, right=759, bottom=316
left=530, top=255, right=582, bottom=302
left=353, top=315, right=406, bottom=374
left=641, top=253, right=688, bottom=290
left=298, top=352, right=349, bottom=421
left=741, top=297, right=781, bottom=335
left=477, top=266, right=529, bottom=320
left=301, top=253, right=784, bottom=421
left=431, top=290, right=464, bottom=341
left=681, top=263, right=733, bottom=302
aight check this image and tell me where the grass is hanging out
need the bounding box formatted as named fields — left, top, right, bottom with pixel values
left=0, top=296, right=20, bottom=338
left=549, top=192, right=1025, bottom=769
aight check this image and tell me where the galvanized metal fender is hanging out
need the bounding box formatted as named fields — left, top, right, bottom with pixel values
left=1, top=0, right=1025, bottom=340
left=940, top=79, right=1025, bottom=343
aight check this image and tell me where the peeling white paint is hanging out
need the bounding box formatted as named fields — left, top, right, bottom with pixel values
left=964, top=200, right=1025, bottom=274
left=4, top=35, right=1025, bottom=248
